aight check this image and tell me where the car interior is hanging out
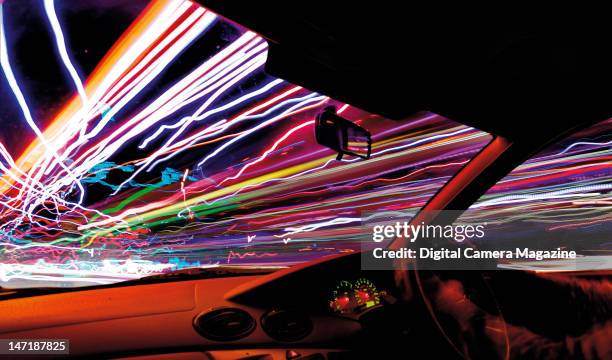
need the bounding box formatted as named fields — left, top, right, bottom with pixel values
left=0, top=1, right=610, bottom=359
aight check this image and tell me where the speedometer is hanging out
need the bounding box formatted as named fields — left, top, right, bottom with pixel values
left=354, top=278, right=381, bottom=309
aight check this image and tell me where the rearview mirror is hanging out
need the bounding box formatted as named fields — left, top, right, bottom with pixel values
left=315, top=106, right=372, bottom=160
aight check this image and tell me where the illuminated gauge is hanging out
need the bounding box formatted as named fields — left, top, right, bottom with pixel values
left=330, top=280, right=355, bottom=313
left=354, top=278, right=381, bottom=309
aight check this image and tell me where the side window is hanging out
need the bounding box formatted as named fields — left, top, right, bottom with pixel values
left=459, top=119, right=611, bottom=270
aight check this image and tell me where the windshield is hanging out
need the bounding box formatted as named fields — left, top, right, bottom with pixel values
left=0, top=0, right=492, bottom=288
left=459, top=118, right=611, bottom=271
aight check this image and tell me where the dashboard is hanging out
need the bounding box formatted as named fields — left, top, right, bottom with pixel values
left=225, top=253, right=398, bottom=317
left=2, top=251, right=597, bottom=359
left=0, top=253, right=402, bottom=359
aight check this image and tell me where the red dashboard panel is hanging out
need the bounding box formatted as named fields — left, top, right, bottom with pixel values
left=0, top=275, right=359, bottom=357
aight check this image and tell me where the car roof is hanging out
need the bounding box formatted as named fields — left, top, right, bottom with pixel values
left=200, top=1, right=612, bottom=144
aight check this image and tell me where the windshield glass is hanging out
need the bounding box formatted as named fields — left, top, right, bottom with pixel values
left=0, top=0, right=492, bottom=288
left=459, top=119, right=611, bottom=271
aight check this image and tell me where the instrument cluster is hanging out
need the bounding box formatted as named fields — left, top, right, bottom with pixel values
left=329, top=278, right=387, bottom=315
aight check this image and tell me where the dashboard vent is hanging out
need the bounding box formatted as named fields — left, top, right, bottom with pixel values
left=261, top=309, right=313, bottom=342
left=193, top=308, right=255, bottom=341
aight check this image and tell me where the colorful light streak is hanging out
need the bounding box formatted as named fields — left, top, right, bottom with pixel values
left=462, top=119, right=611, bottom=227
left=459, top=119, right=611, bottom=270
left=0, top=0, right=607, bottom=287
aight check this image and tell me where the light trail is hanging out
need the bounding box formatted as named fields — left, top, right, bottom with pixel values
left=43, top=0, right=88, bottom=108
left=1, top=0, right=607, bottom=286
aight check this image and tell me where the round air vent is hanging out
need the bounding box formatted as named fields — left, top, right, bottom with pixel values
left=261, top=309, right=313, bottom=342
left=193, top=307, right=256, bottom=341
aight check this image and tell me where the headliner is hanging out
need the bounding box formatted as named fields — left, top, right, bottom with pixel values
left=200, top=1, right=612, bottom=144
